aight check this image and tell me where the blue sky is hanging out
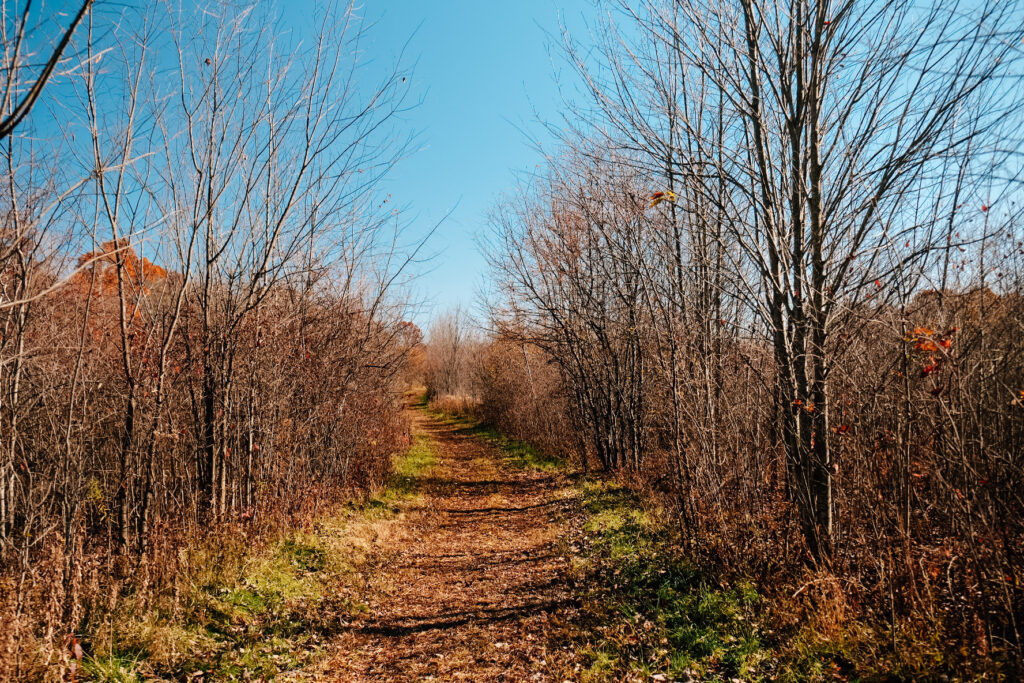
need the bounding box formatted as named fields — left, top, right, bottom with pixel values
left=361, top=1, right=594, bottom=326
left=23, top=0, right=597, bottom=328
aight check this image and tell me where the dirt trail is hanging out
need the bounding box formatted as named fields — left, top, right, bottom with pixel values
left=307, top=408, right=580, bottom=681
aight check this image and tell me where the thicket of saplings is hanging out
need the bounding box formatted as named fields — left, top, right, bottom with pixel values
left=0, top=3, right=418, bottom=679
left=458, top=273, right=1023, bottom=673
left=425, top=0, right=1024, bottom=674
left=431, top=215, right=1024, bottom=675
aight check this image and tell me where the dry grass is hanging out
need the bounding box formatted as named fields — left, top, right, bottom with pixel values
left=427, top=393, right=482, bottom=417
left=6, top=435, right=436, bottom=682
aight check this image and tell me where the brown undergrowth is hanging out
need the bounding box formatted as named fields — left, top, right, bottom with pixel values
left=420, top=398, right=995, bottom=681
left=44, top=416, right=431, bottom=682
left=66, top=393, right=975, bottom=682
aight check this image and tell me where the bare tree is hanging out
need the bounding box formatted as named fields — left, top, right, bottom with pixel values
left=159, top=0, right=413, bottom=517
left=558, top=0, right=1024, bottom=559
left=426, top=306, right=477, bottom=398
left=0, top=0, right=93, bottom=140
left=484, top=0, right=1024, bottom=666
left=0, top=2, right=426, bottom=674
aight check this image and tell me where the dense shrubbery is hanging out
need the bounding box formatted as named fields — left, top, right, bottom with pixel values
left=1, top=243, right=416, bottom=681
left=459, top=290, right=1024, bottom=674
left=421, top=0, right=1024, bottom=674
left=0, top=2, right=419, bottom=678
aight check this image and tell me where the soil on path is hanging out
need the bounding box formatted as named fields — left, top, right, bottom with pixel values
left=305, top=407, right=580, bottom=682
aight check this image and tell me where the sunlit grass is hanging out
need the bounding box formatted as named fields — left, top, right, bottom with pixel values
left=569, top=479, right=770, bottom=682
left=82, top=651, right=143, bottom=683
left=382, top=434, right=436, bottom=500
left=83, top=434, right=437, bottom=681
left=418, top=394, right=564, bottom=471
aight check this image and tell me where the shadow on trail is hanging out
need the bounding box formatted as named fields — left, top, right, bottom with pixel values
left=321, top=405, right=581, bottom=680
left=394, top=550, right=561, bottom=574
left=355, top=598, right=577, bottom=638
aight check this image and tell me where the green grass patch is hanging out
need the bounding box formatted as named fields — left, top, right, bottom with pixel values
left=468, top=423, right=563, bottom=471
left=83, top=433, right=437, bottom=682
left=568, top=479, right=772, bottom=682
left=387, top=434, right=437, bottom=496
left=363, top=434, right=437, bottom=512
left=565, top=473, right=952, bottom=680
left=82, top=651, right=144, bottom=683
left=154, top=533, right=354, bottom=680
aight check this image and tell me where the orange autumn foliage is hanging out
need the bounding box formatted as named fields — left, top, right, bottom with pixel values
left=71, top=238, right=168, bottom=296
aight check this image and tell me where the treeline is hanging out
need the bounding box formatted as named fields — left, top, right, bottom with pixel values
left=430, top=0, right=1024, bottom=674
left=0, top=2, right=419, bottom=678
